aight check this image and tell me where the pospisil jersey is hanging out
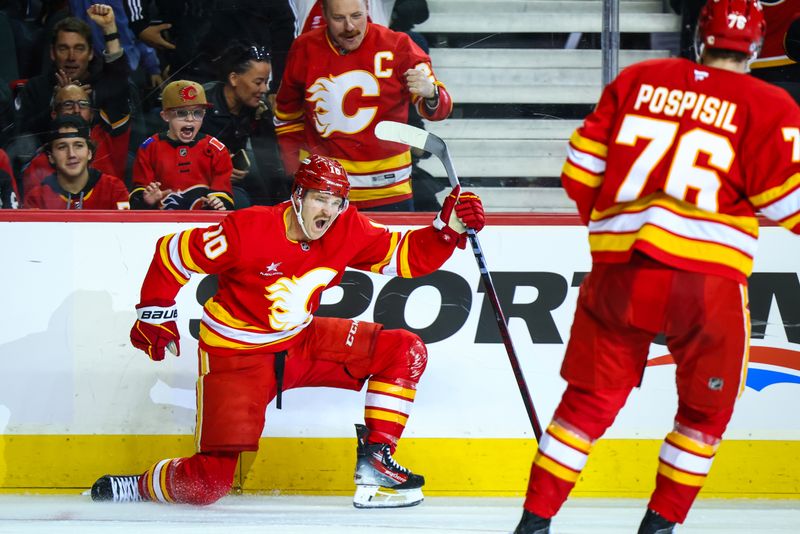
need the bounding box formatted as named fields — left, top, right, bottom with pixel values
left=561, top=58, right=800, bottom=283
left=274, top=23, right=452, bottom=208
left=138, top=202, right=457, bottom=355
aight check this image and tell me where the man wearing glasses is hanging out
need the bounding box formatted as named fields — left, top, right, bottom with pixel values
left=20, top=82, right=131, bottom=201
left=12, top=5, right=130, bottom=175
left=130, top=80, right=234, bottom=210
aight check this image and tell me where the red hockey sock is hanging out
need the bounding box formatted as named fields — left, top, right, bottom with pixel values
left=647, top=425, right=720, bottom=523
left=523, top=385, right=631, bottom=518
left=139, top=451, right=239, bottom=505
left=364, top=330, right=427, bottom=451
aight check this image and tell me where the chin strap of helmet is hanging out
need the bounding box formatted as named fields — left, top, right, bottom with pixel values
left=292, top=186, right=314, bottom=241
left=291, top=186, right=345, bottom=241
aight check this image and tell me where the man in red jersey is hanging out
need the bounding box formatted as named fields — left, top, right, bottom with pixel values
left=21, top=83, right=130, bottom=201
left=24, top=115, right=129, bottom=210
left=91, top=154, right=485, bottom=508
left=274, top=0, right=452, bottom=211
left=514, top=1, right=800, bottom=533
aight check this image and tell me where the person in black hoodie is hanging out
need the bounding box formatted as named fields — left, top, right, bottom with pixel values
left=201, top=41, right=287, bottom=207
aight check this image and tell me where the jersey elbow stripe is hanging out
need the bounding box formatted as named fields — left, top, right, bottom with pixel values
left=562, top=161, right=603, bottom=188
left=158, top=235, right=190, bottom=284
left=567, top=144, right=606, bottom=174
left=749, top=173, right=800, bottom=208
left=179, top=231, right=205, bottom=274
left=380, top=233, right=406, bottom=277
left=166, top=233, right=196, bottom=279
left=570, top=130, right=608, bottom=158
left=275, top=123, right=305, bottom=135
left=398, top=233, right=413, bottom=277
left=758, top=187, right=800, bottom=223
left=274, top=108, right=304, bottom=121
left=371, top=232, right=400, bottom=273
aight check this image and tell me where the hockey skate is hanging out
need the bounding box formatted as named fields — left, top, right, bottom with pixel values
left=91, top=474, right=145, bottom=502
left=638, top=509, right=676, bottom=533
left=514, top=509, right=551, bottom=533
left=352, top=423, right=424, bottom=509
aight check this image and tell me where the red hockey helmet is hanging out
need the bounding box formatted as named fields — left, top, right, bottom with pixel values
left=292, top=154, right=350, bottom=203
left=696, top=0, right=765, bottom=58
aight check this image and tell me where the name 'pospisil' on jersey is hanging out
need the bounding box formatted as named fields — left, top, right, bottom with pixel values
left=633, top=82, right=738, bottom=133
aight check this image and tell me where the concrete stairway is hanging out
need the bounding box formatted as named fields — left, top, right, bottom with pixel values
left=414, top=0, right=681, bottom=211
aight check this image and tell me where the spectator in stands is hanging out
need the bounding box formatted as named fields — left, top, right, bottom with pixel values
left=69, top=1, right=164, bottom=93
left=121, top=0, right=295, bottom=90
left=750, top=1, right=800, bottom=105
left=669, top=0, right=705, bottom=59
left=10, top=5, right=129, bottom=183
left=291, top=0, right=438, bottom=210
left=14, top=5, right=127, bottom=147
left=201, top=42, right=286, bottom=207
left=24, top=115, right=129, bottom=209
left=21, top=81, right=131, bottom=200
left=0, top=149, right=20, bottom=209
left=292, top=0, right=391, bottom=33
left=130, top=80, right=233, bottom=211
left=275, top=0, right=452, bottom=211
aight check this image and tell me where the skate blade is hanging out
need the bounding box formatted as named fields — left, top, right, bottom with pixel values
left=353, top=485, right=423, bottom=509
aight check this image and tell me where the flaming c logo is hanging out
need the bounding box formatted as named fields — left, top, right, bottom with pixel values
left=179, top=85, right=198, bottom=102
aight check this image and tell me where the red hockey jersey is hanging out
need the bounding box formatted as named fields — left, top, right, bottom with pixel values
left=562, top=58, right=800, bottom=283
left=21, top=122, right=130, bottom=201
left=131, top=133, right=233, bottom=209
left=751, top=0, right=800, bottom=70
left=0, top=149, right=19, bottom=209
left=274, top=23, right=452, bottom=208
left=24, top=169, right=129, bottom=209
left=139, top=202, right=457, bottom=354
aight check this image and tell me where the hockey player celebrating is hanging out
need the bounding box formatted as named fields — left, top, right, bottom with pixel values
left=514, top=1, right=800, bottom=533
left=91, top=154, right=485, bottom=508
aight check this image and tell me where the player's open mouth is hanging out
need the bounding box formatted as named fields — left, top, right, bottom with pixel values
left=180, top=126, right=195, bottom=136
left=315, top=219, right=328, bottom=230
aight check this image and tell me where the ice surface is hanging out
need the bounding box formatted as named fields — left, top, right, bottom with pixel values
left=0, top=495, right=797, bottom=533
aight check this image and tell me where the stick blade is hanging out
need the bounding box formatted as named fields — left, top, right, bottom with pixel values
left=374, top=121, right=430, bottom=151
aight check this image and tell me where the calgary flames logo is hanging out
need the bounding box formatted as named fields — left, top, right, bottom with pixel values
left=179, top=85, right=198, bottom=102
left=264, top=268, right=337, bottom=330
left=307, top=71, right=379, bottom=137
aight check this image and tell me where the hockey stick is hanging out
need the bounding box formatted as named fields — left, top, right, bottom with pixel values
left=374, top=121, right=544, bottom=441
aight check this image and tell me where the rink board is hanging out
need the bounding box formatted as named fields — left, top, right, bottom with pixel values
left=0, top=212, right=799, bottom=497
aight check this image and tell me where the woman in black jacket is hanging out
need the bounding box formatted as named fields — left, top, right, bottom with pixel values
left=200, top=42, right=288, bottom=207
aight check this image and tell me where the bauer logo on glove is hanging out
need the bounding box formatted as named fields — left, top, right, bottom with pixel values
left=130, top=301, right=181, bottom=361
